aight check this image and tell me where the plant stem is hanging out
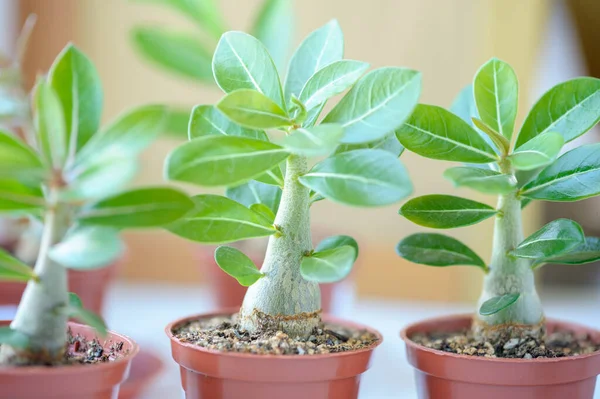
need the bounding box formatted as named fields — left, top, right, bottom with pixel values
left=474, top=162, right=544, bottom=340
left=239, top=154, right=320, bottom=337
left=0, top=191, right=69, bottom=365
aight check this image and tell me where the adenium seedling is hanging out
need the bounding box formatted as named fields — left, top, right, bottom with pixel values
left=130, top=0, right=294, bottom=137
left=165, top=20, right=421, bottom=336
left=396, top=57, right=600, bottom=340
left=0, top=44, right=193, bottom=365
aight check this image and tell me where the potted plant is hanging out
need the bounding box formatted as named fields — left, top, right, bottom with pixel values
left=395, top=57, right=600, bottom=398
left=0, top=16, right=121, bottom=315
left=0, top=43, right=193, bottom=399
left=163, top=20, right=420, bottom=398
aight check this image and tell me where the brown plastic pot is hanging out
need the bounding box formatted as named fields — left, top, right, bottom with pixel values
left=0, top=260, right=119, bottom=314
left=166, top=310, right=382, bottom=399
left=0, top=320, right=138, bottom=399
left=401, top=314, right=600, bottom=399
left=198, top=249, right=338, bottom=313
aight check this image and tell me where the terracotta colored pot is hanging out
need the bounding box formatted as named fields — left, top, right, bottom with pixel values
left=166, top=310, right=382, bottom=399
left=401, top=314, right=600, bottom=399
left=118, top=350, right=163, bottom=399
left=0, top=261, right=119, bottom=314
left=0, top=320, right=138, bottom=399
left=198, top=249, right=337, bottom=313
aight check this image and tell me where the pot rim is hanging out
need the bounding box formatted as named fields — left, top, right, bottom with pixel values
left=400, top=313, right=600, bottom=364
left=166, top=307, right=383, bottom=360
left=0, top=320, right=139, bottom=375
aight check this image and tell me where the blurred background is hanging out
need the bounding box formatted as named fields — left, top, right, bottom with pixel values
left=1, top=0, right=600, bottom=397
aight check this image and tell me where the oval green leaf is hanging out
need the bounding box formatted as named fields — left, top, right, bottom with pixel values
left=33, top=79, right=66, bottom=168
left=214, top=245, right=264, bottom=286
left=251, top=0, right=293, bottom=72
left=189, top=105, right=267, bottom=140
left=249, top=203, right=275, bottom=224
left=443, top=167, right=516, bottom=195
left=533, top=237, right=600, bottom=268
left=216, top=89, right=292, bottom=129
left=225, top=180, right=282, bottom=214
left=0, top=248, right=38, bottom=282
left=300, top=245, right=356, bottom=283
left=0, top=130, right=45, bottom=182
left=395, top=104, right=499, bottom=163
left=323, top=67, right=421, bottom=144
left=166, top=135, right=290, bottom=187
left=399, top=195, right=497, bottom=229
left=299, top=149, right=412, bottom=207
left=0, top=327, right=30, bottom=348
left=0, top=179, right=45, bottom=212
left=396, top=233, right=486, bottom=269
left=508, top=131, right=564, bottom=171
left=49, top=226, right=124, bottom=270
left=479, top=294, right=520, bottom=316
left=282, top=124, right=343, bottom=157
left=335, top=134, right=404, bottom=157
left=78, top=187, right=193, bottom=228
left=167, top=194, right=277, bottom=244
left=316, top=235, right=359, bottom=260
left=510, top=218, right=584, bottom=259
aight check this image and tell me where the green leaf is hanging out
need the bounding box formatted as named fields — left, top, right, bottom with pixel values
left=471, top=117, right=509, bottom=155
left=0, top=130, right=45, bottom=182
left=443, top=167, right=516, bottom=195
left=479, top=294, right=520, bottom=316
left=0, top=327, right=30, bottom=348
left=510, top=218, right=584, bottom=259
left=33, top=79, right=66, bottom=168
left=250, top=203, right=275, bottom=224
left=335, top=134, right=404, bottom=157
left=163, top=106, right=191, bottom=137
left=49, top=226, right=124, bottom=270
left=508, top=132, right=564, bottom=171
left=323, top=67, right=421, bottom=144
left=78, top=187, right=193, bottom=228
left=516, top=77, right=600, bottom=148
left=282, top=124, right=343, bottom=157
left=66, top=293, right=107, bottom=336
left=289, top=95, right=308, bottom=124
left=299, top=60, right=369, bottom=111
left=133, top=0, right=225, bottom=38
left=451, top=84, right=479, bottom=128
left=521, top=143, right=600, bottom=201
left=396, top=233, right=486, bottom=269
left=315, top=235, right=359, bottom=260
left=166, top=135, right=290, bottom=187
left=189, top=105, right=267, bottom=140
left=48, top=44, right=103, bottom=152
left=0, top=179, right=45, bottom=212
left=214, top=245, right=264, bottom=286
left=216, top=89, right=292, bottom=129
left=299, top=149, right=412, bottom=207
left=0, top=248, right=38, bottom=282
left=533, top=237, right=600, bottom=268
left=473, top=58, right=518, bottom=140
left=300, top=245, right=356, bottom=283
left=251, top=0, right=293, bottom=73
left=396, top=105, right=499, bottom=163
left=284, top=20, right=344, bottom=102
left=167, top=194, right=277, bottom=244
left=399, top=195, right=497, bottom=229
left=226, top=180, right=282, bottom=214
left=131, top=26, right=213, bottom=81
left=213, top=31, right=284, bottom=108
left=75, top=104, right=168, bottom=168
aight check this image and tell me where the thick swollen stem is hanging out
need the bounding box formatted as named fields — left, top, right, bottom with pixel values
left=239, top=155, right=320, bottom=337
left=0, top=201, right=69, bottom=365
left=474, top=183, right=544, bottom=340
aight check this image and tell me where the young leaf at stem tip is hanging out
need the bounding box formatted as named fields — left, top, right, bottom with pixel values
left=33, top=78, right=66, bottom=169
left=289, top=95, right=307, bottom=124
left=395, top=104, right=499, bottom=163
left=399, top=195, right=497, bottom=229
left=471, top=117, right=509, bottom=155
left=510, top=218, right=585, bottom=259
left=216, top=89, right=293, bottom=130
left=298, top=149, right=412, bottom=207
left=215, top=246, right=264, bottom=286
left=300, top=245, right=356, bottom=283
left=166, top=135, right=290, bottom=187
left=532, top=237, right=600, bottom=269
left=443, top=167, right=516, bottom=195
left=508, top=131, right=564, bottom=171
left=396, top=233, right=487, bottom=270
left=479, top=294, right=520, bottom=316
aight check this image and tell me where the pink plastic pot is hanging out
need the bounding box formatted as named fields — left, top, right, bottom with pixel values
left=0, top=320, right=138, bottom=399
left=118, top=350, right=163, bottom=399
left=166, top=309, right=382, bottom=399
left=401, top=314, right=600, bottom=399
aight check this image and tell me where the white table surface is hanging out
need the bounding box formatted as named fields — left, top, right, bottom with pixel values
left=1, top=282, right=599, bottom=398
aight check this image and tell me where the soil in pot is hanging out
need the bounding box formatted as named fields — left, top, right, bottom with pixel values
left=0, top=321, right=138, bottom=399
left=167, top=310, right=382, bottom=399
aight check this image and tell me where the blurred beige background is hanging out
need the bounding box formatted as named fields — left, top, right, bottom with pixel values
left=9, top=0, right=553, bottom=301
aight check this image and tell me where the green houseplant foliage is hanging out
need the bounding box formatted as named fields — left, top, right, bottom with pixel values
left=395, top=57, right=600, bottom=339
left=0, top=44, right=193, bottom=365
left=165, top=20, right=421, bottom=336
left=130, top=0, right=294, bottom=137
